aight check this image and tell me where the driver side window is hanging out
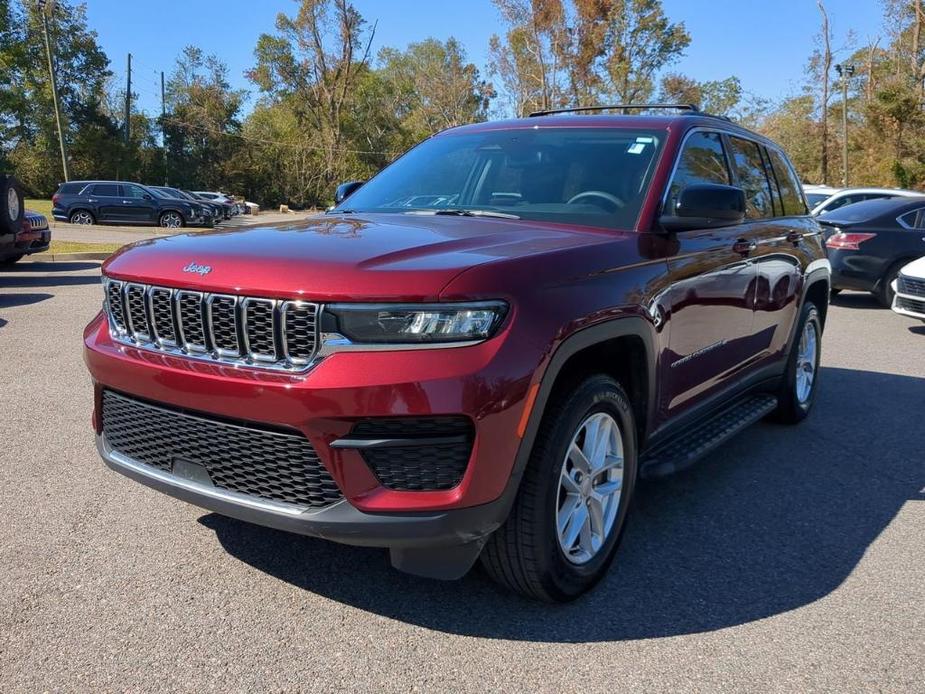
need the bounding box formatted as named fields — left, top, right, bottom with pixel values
left=123, top=184, right=148, bottom=199
left=665, top=132, right=730, bottom=214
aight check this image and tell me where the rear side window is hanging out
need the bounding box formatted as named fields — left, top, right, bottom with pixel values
left=898, top=208, right=925, bottom=229
left=767, top=148, right=807, bottom=216
left=90, top=183, right=120, bottom=196
left=56, top=182, right=86, bottom=195
left=665, top=131, right=730, bottom=213
left=728, top=137, right=774, bottom=219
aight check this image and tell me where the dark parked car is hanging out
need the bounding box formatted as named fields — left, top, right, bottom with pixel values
left=191, top=191, right=236, bottom=219
left=148, top=186, right=216, bottom=227
left=52, top=180, right=209, bottom=228
left=2, top=174, right=50, bottom=265
left=820, top=196, right=925, bottom=305
left=84, top=104, right=830, bottom=601
left=151, top=186, right=222, bottom=225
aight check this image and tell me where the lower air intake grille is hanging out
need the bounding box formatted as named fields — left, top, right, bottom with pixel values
left=896, top=295, right=925, bottom=314
left=350, top=416, right=474, bottom=491
left=101, top=390, right=343, bottom=508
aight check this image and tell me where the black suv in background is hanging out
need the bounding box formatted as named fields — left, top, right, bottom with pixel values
left=151, top=186, right=223, bottom=223
left=52, top=181, right=210, bottom=228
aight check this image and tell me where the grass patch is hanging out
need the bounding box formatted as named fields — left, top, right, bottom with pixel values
left=25, top=199, right=53, bottom=217
left=38, top=240, right=124, bottom=255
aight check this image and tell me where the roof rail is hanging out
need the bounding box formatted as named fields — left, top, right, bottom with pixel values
left=528, top=103, right=701, bottom=117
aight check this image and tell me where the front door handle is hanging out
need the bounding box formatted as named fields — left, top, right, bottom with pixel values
left=122, top=200, right=131, bottom=204
left=786, top=230, right=803, bottom=244
left=733, top=238, right=757, bottom=255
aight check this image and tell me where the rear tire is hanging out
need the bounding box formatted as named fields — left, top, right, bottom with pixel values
left=774, top=301, right=822, bottom=424
left=876, top=262, right=905, bottom=308
left=159, top=211, right=184, bottom=228
left=481, top=375, right=637, bottom=602
left=69, top=210, right=95, bottom=225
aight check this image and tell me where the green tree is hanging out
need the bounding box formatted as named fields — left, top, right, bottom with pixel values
left=378, top=38, right=493, bottom=144
left=1, top=0, right=116, bottom=193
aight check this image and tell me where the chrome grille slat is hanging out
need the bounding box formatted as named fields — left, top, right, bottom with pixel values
left=148, top=287, right=176, bottom=346
left=105, top=280, right=127, bottom=334
left=176, top=291, right=207, bottom=352
left=206, top=295, right=240, bottom=356
left=282, top=301, right=318, bottom=364
left=102, top=278, right=318, bottom=372
left=124, top=283, right=151, bottom=341
left=243, top=298, right=277, bottom=361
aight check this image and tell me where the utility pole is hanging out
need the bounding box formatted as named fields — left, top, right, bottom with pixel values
left=161, top=71, right=168, bottom=185
left=835, top=63, right=855, bottom=187
left=124, top=53, right=132, bottom=145
left=38, top=0, right=68, bottom=181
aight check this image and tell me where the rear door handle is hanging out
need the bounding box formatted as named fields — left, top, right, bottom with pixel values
left=733, top=238, right=757, bottom=255
left=786, top=230, right=803, bottom=244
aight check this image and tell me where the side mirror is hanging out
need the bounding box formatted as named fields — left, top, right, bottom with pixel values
left=659, top=183, right=746, bottom=232
left=334, top=180, right=364, bottom=205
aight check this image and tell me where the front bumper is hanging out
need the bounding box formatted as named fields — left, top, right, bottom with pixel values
left=10, top=226, right=51, bottom=256
left=891, top=280, right=925, bottom=320
left=84, top=308, right=538, bottom=551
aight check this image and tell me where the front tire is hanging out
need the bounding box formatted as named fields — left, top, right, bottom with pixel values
left=774, top=301, right=822, bottom=424
left=481, top=375, right=637, bottom=602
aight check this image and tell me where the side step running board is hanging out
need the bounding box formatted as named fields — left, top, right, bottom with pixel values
left=639, top=394, right=778, bottom=479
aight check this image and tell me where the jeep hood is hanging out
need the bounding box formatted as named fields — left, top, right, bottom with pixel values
left=102, top=213, right=625, bottom=301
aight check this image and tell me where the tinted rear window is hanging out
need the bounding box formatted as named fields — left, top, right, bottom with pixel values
left=90, top=183, right=120, bottom=196
left=56, top=182, right=86, bottom=195
left=767, top=148, right=807, bottom=216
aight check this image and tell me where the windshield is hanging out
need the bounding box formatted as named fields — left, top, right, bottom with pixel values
left=336, top=127, right=665, bottom=230
left=805, top=193, right=830, bottom=207
left=150, top=188, right=172, bottom=199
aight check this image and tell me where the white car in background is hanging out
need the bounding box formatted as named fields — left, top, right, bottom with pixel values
left=891, top=256, right=925, bottom=322
left=804, top=185, right=921, bottom=216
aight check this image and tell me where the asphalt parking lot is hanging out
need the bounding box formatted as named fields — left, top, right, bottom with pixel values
left=1, top=261, right=923, bottom=692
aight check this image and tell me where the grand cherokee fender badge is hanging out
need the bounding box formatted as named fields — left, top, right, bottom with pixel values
left=182, top=262, right=212, bottom=276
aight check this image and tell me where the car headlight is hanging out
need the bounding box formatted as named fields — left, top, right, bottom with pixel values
left=324, top=302, right=507, bottom=344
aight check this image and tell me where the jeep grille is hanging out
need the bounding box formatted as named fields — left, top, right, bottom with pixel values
left=102, top=277, right=319, bottom=371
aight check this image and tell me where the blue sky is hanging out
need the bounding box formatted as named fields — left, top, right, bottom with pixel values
left=83, top=0, right=884, bottom=118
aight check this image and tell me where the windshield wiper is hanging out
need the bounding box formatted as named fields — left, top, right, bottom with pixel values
left=406, top=209, right=520, bottom=220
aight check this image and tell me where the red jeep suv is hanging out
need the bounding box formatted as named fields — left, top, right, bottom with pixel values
left=83, top=105, right=830, bottom=601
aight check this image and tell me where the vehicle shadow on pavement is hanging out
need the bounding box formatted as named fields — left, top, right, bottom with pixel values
left=829, top=292, right=882, bottom=309
left=0, top=292, right=53, bottom=309
left=202, top=366, right=923, bottom=642
left=0, top=261, right=101, bottom=288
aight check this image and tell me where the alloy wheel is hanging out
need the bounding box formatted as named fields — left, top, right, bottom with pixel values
left=795, top=319, right=818, bottom=403
left=160, top=212, right=182, bottom=228
left=556, top=411, right=625, bottom=565
left=71, top=211, right=93, bottom=225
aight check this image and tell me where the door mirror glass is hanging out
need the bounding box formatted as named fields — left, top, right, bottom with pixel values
left=334, top=180, right=365, bottom=205
left=660, top=183, right=746, bottom=232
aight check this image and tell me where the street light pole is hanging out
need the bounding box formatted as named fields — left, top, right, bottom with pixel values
left=37, top=0, right=68, bottom=181
left=835, top=63, right=855, bottom=187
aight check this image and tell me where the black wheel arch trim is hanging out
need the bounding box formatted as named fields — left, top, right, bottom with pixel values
left=500, top=316, right=658, bottom=510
